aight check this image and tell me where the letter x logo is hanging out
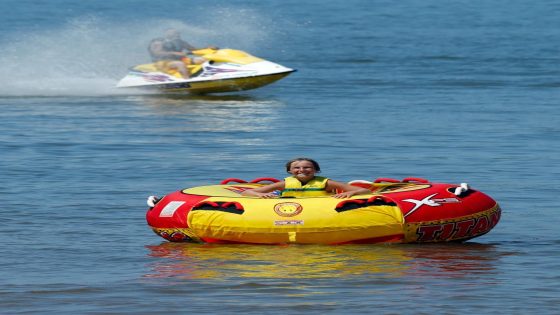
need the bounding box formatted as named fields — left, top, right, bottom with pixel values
left=403, top=193, right=441, bottom=217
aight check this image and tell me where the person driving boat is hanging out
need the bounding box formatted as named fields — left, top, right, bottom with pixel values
left=148, top=28, right=218, bottom=78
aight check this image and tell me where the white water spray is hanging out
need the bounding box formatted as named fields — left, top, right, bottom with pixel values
left=0, top=9, right=275, bottom=97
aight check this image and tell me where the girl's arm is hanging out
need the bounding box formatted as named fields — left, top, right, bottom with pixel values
left=326, top=180, right=372, bottom=199
left=241, top=181, right=286, bottom=198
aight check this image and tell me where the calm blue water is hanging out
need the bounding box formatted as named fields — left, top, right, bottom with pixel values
left=1, top=1, right=559, bottom=314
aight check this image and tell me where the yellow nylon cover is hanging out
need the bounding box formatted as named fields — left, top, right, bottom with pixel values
left=186, top=194, right=404, bottom=244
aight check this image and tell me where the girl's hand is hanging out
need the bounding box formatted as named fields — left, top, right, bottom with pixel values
left=332, top=191, right=356, bottom=199
left=257, top=192, right=279, bottom=198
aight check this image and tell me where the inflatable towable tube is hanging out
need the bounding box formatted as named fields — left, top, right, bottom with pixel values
left=146, top=177, right=501, bottom=244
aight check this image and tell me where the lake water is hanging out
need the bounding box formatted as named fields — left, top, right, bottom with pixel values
left=1, top=0, right=559, bottom=314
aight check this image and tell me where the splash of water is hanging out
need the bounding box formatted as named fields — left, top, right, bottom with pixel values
left=0, top=10, right=274, bottom=97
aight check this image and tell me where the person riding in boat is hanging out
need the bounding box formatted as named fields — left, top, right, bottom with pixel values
left=148, top=28, right=218, bottom=79
left=241, top=157, right=372, bottom=199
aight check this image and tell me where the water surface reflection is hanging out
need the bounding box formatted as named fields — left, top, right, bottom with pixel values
left=144, top=242, right=505, bottom=282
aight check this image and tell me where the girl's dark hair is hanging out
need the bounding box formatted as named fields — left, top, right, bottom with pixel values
left=285, top=157, right=321, bottom=173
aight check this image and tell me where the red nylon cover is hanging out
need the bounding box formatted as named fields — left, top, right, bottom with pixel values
left=146, top=191, right=209, bottom=228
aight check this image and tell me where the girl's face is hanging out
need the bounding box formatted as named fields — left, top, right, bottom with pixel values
left=288, top=160, right=317, bottom=183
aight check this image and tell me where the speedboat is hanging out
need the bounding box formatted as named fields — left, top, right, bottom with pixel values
left=145, top=177, right=501, bottom=244
left=116, top=48, right=295, bottom=94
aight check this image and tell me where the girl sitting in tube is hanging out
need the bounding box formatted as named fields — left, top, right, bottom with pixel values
left=241, top=157, right=372, bottom=199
